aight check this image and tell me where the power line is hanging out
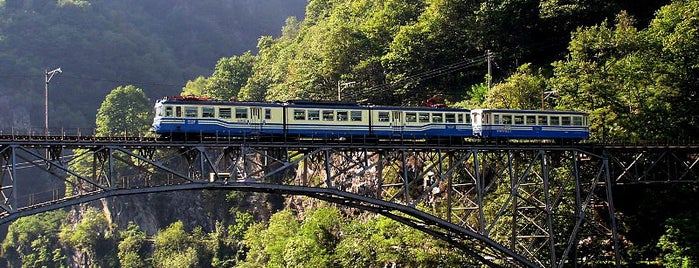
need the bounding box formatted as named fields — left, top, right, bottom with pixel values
left=344, top=55, right=487, bottom=101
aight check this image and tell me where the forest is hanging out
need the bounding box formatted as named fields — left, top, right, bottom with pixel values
left=2, top=0, right=699, bottom=267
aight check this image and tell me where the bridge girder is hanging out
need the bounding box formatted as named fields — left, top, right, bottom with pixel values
left=0, top=139, right=698, bottom=267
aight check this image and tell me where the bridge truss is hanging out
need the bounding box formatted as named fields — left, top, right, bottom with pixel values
left=0, top=137, right=697, bottom=267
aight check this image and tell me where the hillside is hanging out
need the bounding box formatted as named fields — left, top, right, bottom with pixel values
left=0, top=0, right=306, bottom=132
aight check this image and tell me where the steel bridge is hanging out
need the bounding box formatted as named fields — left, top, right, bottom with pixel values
left=0, top=135, right=697, bottom=267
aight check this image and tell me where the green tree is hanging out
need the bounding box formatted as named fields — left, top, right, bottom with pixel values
left=181, top=76, right=209, bottom=97
left=335, top=214, right=468, bottom=267
left=152, top=221, right=202, bottom=268
left=283, top=207, right=344, bottom=267
left=482, top=63, right=547, bottom=109
left=95, top=85, right=152, bottom=136
left=645, top=0, right=699, bottom=138
left=550, top=11, right=679, bottom=141
left=59, top=206, right=118, bottom=267
left=657, top=214, right=699, bottom=268
left=2, top=210, right=68, bottom=267
left=118, top=222, right=148, bottom=268
left=240, top=210, right=299, bottom=267
left=201, top=52, right=257, bottom=100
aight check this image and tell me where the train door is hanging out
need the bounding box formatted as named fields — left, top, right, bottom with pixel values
left=391, top=111, right=404, bottom=136
left=471, top=111, right=483, bottom=137
left=250, top=107, right=263, bottom=134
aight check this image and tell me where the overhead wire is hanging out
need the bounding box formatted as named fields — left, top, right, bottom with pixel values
left=343, top=54, right=487, bottom=101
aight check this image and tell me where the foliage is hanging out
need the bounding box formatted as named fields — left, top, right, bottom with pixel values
left=95, top=85, right=152, bottom=136
left=58, top=206, right=118, bottom=267
left=550, top=10, right=690, bottom=141
left=657, top=213, right=699, bottom=268
left=2, top=210, right=68, bottom=267
left=482, top=63, right=547, bottom=109
left=118, top=222, right=148, bottom=268
left=182, top=52, right=257, bottom=100
left=239, top=206, right=469, bottom=267
left=152, top=221, right=203, bottom=268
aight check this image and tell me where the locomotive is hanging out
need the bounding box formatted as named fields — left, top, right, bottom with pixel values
left=152, top=96, right=589, bottom=141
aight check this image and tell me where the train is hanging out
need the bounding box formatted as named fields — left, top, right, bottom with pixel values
left=152, top=96, right=590, bottom=141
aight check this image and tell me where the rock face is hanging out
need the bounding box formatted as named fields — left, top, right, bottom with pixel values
left=98, top=191, right=234, bottom=235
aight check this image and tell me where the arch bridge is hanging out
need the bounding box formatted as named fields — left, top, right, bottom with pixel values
left=0, top=135, right=697, bottom=267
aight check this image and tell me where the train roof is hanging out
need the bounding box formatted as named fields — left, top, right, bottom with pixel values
left=369, top=105, right=469, bottom=112
left=471, top=109, right=588, bottom=115
left=156, top=96, right=470, bottom=111
left=157, top=96, right=283, bottom=107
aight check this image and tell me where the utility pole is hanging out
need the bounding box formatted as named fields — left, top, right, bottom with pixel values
left=337, top=81, right=356, bottom=101
left=485, top=50, right=494, bottom=89
left=45, top=67, right=62, bottom=136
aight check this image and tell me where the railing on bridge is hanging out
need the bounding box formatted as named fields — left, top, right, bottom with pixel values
left=0, top=135, right=697, bottom=267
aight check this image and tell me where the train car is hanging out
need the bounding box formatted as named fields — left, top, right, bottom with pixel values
left=283, top=100, right=370, bottom=138
left=470, top=109, right=589, bottom=140
left=152, top=96, right=285, bottom=137
left=153, top=96, right=588, bottom=141
left=369, top=106, right=472, bottom=138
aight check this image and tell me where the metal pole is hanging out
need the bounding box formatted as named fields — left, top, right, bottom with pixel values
left=44, top=68, right=61, bottom=136
left=45, top=69, right=48, bottom=136
left=337, top=81, right=356, bottom=101
left=486, top=50, right=493, bottom=89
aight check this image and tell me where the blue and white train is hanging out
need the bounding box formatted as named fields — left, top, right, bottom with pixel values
left=152, top=96, right=589, bottom=141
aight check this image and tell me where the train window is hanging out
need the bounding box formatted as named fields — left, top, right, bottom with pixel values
left=514, top=115, right=524, bottom=125
left=406, top=112, right=417, bottom=122
left=308, top=110, right=320, bottom=121
left=419, top=113, right=430, bottom=123
left=465, top=114, right=471, bottom=123
left=351, top=111, right=362, bottom=121
left=445, top=113, right=456, bottom=123
left=502, top=115, right=512, bottom=124
left=202, top=107, right=215, bottom=118
left=525, top=116, right=535, bottom=125
left=293, top=109, right=306, bottom=120
left=235, top=108, right=248, bottom=119
left=493, top=114, right=500, bottom=124
left=219, top=108, right=232, bottom=119
left=561, top=116, right=571, bottom=125
left=378, top=112, right=390, bottom=122
left=164, top=106, right=173, bottom=117
left=538, top=115, right=548, bottom=125
left=185, top=107, right=198, bottom=118
left=265, top=109, right=272, bottom=120
left=432, top=113, right=443, bottom=123
left=323, top=110, right=334, bottom=121
left=550, top=116, right=560, bottom=125
left=572, top=116, right=583, bottom=126
left=337, top=111, right=348, bottom=121
left=176, top=106, right=182, bottom=117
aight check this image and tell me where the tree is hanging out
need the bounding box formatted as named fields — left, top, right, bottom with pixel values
left=482, top=63, right=547, bottom=109
left=95, top=85, right=152, bottom=136
left=118, top=222, right=148, bottom=268
left=645, top=0, right=699, bottom=138
left=2, top=210, right=68, bottom=267
left=152, top=221, right=202, bottom=268
left=657, top=213, right=699, bottom=268
left=59, top=206, right=118, bottom=267
left=550, top=12, right=680, bottom=141
left=240, top=210, right=299, bottom=267
left=283, top=207, right=344, bottom=267
left=202, top=52, right=256, bottom=100
left=181, top=76, right=208, bottom=97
